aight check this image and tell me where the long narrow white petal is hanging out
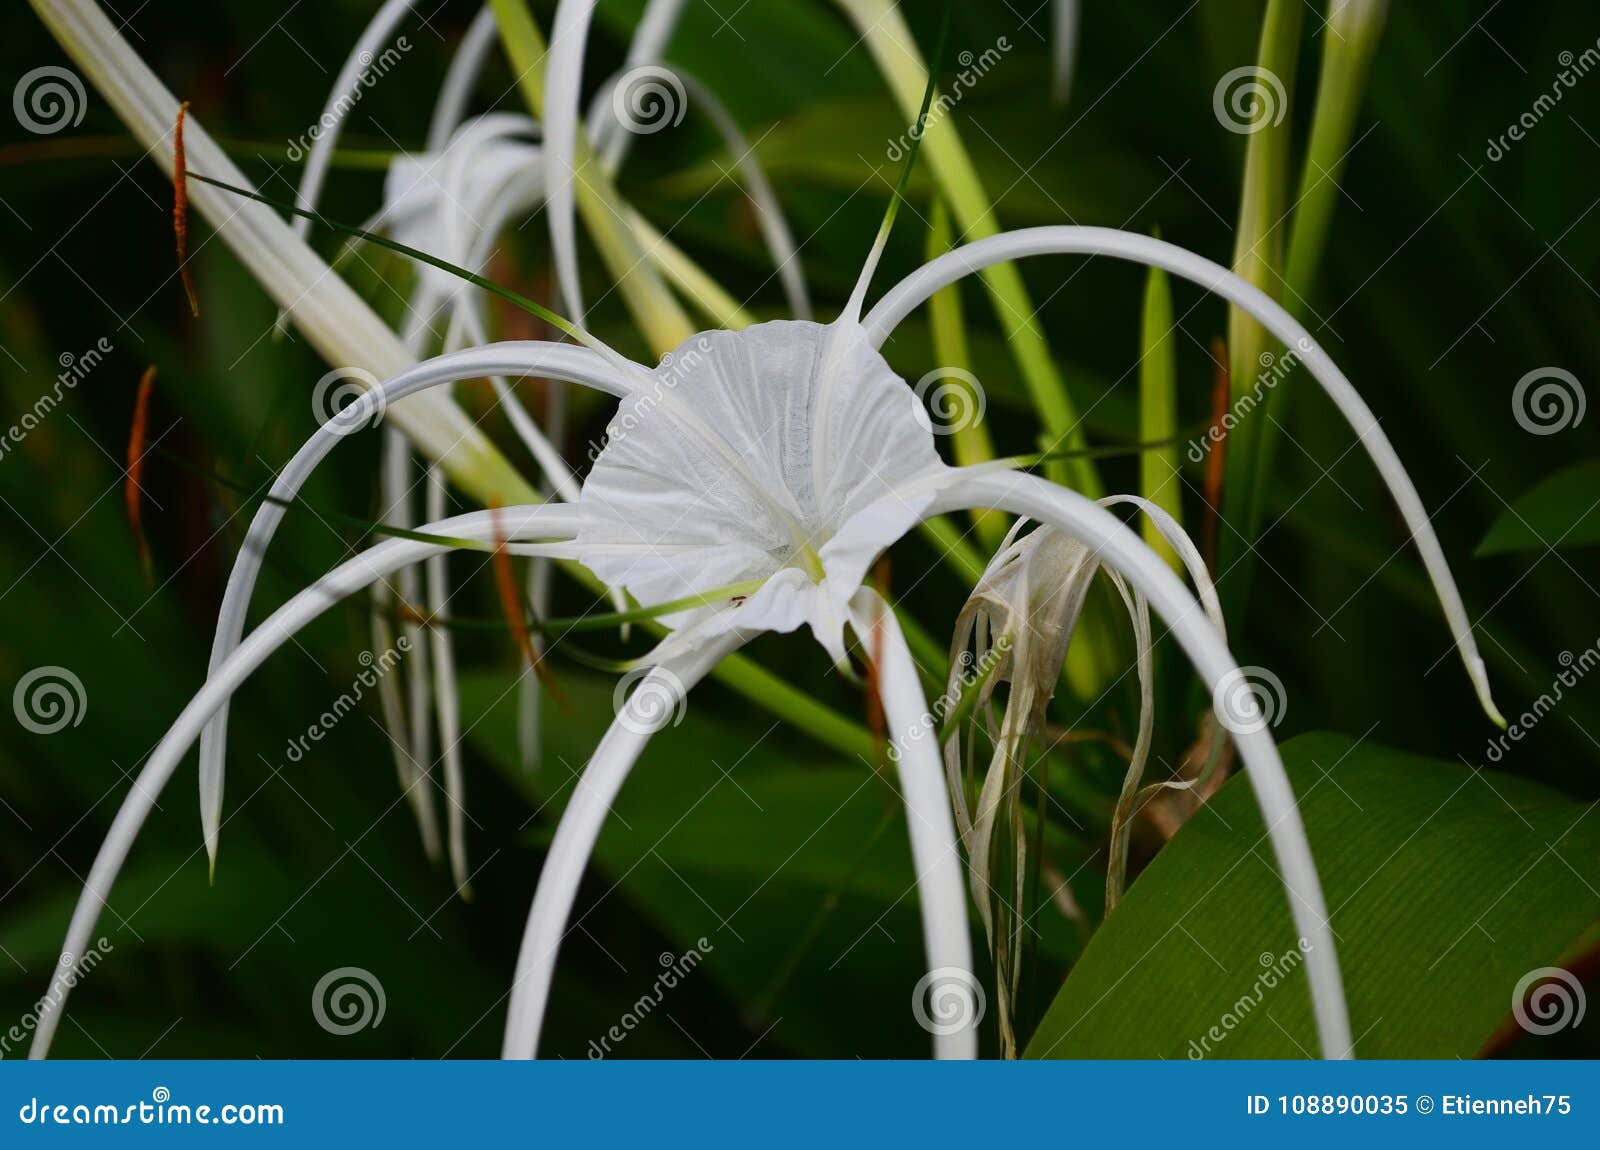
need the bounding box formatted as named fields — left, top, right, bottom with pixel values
left=501, top=631, right=746, bottom=1058
left=197, top=343, right=630, bottom=870
left=592, top=68, right=810, bottom=319
left=379, top=427, right=443, bottom=856
left=29, top=506, right=579, bottom=1058
left=864, top=226, right=1502, bottom=728
left=427, top=5, right=503, bottom=151
left=852, top=589, right=978, bottom=1058
left=925, top=468, right=1353, bottom=1060
left=587, top=0, right=689, bottom=165
left=1052, top=0, right=1080, bottom=105
left=544, top=0, right=599, bottom=324
left=425, top=468, right=472, bottom=895
left=290, top=0, right=413, bottom=247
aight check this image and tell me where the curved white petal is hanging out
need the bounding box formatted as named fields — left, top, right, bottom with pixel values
left=852, top=588, right=977, bottom=1058
left=374, top=427, right=442, bottom=859
left=926, top=467, right=1353, bottom=1060
left=427, top=5, right=503, bottom=152
left=502, top=630, right=746, bottom=1058
left=425, top=468, right=472, bottom=895
left=586, top=0, right=689, bottom=165
left=29, top=506, right=580, bottom=1059
left=197, top=343, right=633, bottom=869
left=289, top=0, right=413, bottom=249
left=864, top=226, right=1501, bottom=728
left=544, top=0, right=598, bottom=323
left=591, top=66, right=811, bottom=319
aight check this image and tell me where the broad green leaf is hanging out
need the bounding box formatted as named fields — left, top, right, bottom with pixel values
left=1027, top=732, right=1600, bottom=1059
left=1477, top=462, right=1600, bottom=556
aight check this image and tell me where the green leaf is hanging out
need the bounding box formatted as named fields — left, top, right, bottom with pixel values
left=1477, top=462, right=1600, bottom=556
left=1026, top=732, right=1600, bottom=1059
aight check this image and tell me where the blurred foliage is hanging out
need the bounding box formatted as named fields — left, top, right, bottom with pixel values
left=0, top=0, right=1596, bottom=1059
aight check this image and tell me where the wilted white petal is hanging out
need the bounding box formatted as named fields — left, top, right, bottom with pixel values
left=925, top=467, right=1353, bottom=1059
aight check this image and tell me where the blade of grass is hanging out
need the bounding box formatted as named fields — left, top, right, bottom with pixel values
left=928, top=196, right=1005, bottom=550
left=1219, top=0, right=1303, bottom=605
left=1137, top=246, right=1183, bottom=571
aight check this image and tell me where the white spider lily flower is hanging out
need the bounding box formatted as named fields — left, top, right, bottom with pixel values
left=30, top=223, right=1377, bottom=1060
left=34, top=1, right=1479, bottom=1067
